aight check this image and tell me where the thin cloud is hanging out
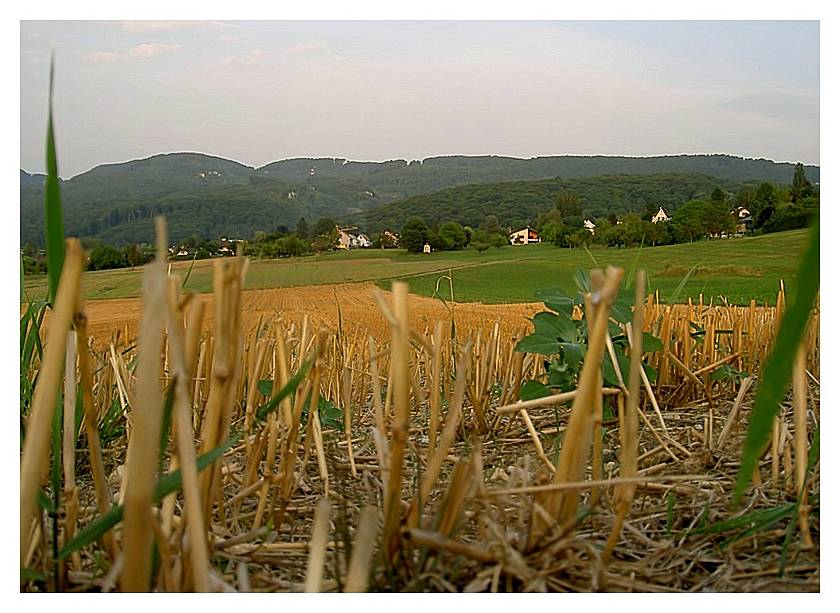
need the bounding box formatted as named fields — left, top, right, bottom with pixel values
left=719, top=89, right=818, bottom=122
left=85, top=51, right=119, bottom=63
left=221, top=49, right=265, bottom=67
left=128, top=43, right=182, bottom=58
left=282, top=41, right=328, bottom=56
left=120, top=20, right=232, bottom=33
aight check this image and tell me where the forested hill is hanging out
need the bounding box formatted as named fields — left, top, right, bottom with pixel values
left=20, top=152, right=819, bottom=245
left=260, top=153, right=819, bottom=193
left=351, top=172, right=751, bottom=233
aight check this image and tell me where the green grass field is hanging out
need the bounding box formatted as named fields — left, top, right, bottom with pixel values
left=22, top=229, right=809, bottom=306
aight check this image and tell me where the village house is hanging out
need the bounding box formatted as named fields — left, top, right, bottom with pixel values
left=509, top=227, right=541, bottom=245
left=583, top=219, right=596, bottom=234
left=336, top=226, right=356, bottom=250
left=218, top=237, right=239, bottom=256
left=733, top=206, right=752, bottom=235
left=336, top=226, right=373, bottom=250
left=651, top=207, right=671, bottom=224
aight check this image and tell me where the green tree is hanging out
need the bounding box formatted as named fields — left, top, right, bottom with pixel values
left=296, top=217, right=310, bottom=239
left=791, top=163, right=813, bottom=203
left=555, top=189, right=582, bottom=218
left=313, top=217, right=337, bottom=237
left=88, top=243, right=127, bottom=271
left=671, top=200, right=708, bottom=242
left=439, top=221, right=467, bottom=250
left=752, top=183, right=779, bottom=230
left=400, top=217, right=429, bottom=253
left=706, top=200, right=737, bottom=237
left=470, top=229, right=491, bottom=254
left=480, top=214, right=505, bottom=237
left=281, top=235, right=308, bottom=257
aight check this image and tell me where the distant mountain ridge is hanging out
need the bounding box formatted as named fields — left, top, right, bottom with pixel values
left=20, top=152, right=819, bottom=246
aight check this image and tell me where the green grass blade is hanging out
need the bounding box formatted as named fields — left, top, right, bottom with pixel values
left=180, top=250, right=198, bottom=289
left=43, top=56, right=65, bottom=306
left=733, top=219, right=820, bottom=504
left=582, top=244, right=599, bottom=266
left=59, top=434, right=239, bottom=560
left=624, top=236, right=646, bottom=290
left=667, top=261, right=701, bottom=304
left=256, top=358, right=313, bottom=421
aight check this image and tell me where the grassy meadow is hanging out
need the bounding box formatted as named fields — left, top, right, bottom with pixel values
left=22, top=228, right=808, bottom=305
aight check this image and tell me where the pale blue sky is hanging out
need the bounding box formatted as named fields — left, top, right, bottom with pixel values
left=20, top=20, right=820, bottom=177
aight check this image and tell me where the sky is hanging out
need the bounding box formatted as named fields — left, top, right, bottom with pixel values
left=19, top=20, right=820, bottom=178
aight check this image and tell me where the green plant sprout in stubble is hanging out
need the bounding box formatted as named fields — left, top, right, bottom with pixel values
left=514, top=268, right=663, bottom=400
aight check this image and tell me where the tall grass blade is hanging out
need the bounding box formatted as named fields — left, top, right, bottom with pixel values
left=59, top=434, right=239, bottom=560
left=733, top=220, right=819, bottom=503
left=44, top=56, right=65, bottom=305
left=180, top=250, right=198, bottom=289
left=667, top=261, right=701, bottom=304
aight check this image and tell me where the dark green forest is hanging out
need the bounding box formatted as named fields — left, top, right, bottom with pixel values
left=20, top=152, right=819, bottom=245
left=355, top=173, right=748, bottom=233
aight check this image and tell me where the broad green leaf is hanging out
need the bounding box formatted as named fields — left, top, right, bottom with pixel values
left=318, top=396, right=344, bottom=431
left=515, top=332, right=561, bottom=356
left=559, top=342, right=584, bottom=372
left=733, top=219, right=819, bottom=503
left=257, top=379, right=273, bottom=396
left=573, top=268, right=591, bottom=293
left=533, top=311, right=578, bottom=343
left=520, top=380, right=552, bottom=401
left=642, top=332, right=664, bottom=353
left=534, top=287, right=576, bottom=316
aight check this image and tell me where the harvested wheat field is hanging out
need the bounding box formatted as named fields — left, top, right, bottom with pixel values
left=20, top=229, right=820, bottom=594
left=65, top=282, right=544, bottom=349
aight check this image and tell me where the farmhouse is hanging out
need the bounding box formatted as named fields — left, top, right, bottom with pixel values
left=583, top=219, right=596, bottom=234
left=651, top=207, right=671, bottom=224
left=336, top=227, right=357, bottom=250
left=509, top=227, right=540, bottom=245
left=733, top=206, right=752, bottom=235
left=336, top=226, right=373, bottom=250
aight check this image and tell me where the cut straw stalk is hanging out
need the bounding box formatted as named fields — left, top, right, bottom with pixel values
left=120, top=219, right=169, bottom=592
left=344, top=505, right=379, bottom=592
left=534, top=267, right=623, bottom=542
left=383, top=282, right=411, bottom=564
left=304, top=497, right=332, bottom=592
left=495, top=387, right=622, bottom=414
left=74, top=308, right=118, bottom=561
left=164, top=277, right=210, bottom=591
left=601, top=270, right=645, bottom=572
left=793, top=343, right=814, bottom=549
left=20, top=239, right=84, bottom=567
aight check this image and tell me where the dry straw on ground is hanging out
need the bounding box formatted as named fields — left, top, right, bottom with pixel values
left=20, top=228, right=819, bottom=593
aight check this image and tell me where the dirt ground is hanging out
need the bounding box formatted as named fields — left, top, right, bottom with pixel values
left=73, top=282, right=544, bottom=347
